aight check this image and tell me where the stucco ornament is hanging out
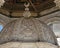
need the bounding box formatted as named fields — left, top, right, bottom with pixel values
left=23, top=3, right=31, bottom=17
left=54, top=0, right=60, bottom=8
left=0, top=0, right=5, bottom=7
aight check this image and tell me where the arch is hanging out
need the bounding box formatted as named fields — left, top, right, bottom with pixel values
left=45, top=17, right=60, bottom=24
left=42, top=17, right=60, bottom=37
left=39, top=16, right=60, bottom=46
left=0, top=14, right=10, bottom=26
left=0, top=14, right=11, bottom=32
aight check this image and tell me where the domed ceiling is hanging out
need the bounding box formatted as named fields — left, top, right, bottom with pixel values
left=0, top=0, right=56, bottom=18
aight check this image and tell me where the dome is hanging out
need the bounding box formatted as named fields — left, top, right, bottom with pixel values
left=0, top=17, right=57, bottom=45
left=0, top=42, right=58, bottom=48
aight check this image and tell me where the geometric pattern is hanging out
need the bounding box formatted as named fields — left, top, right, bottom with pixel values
left=0, top=17, right=57, bottom=45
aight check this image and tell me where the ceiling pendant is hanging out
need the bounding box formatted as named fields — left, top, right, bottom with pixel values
left=23, top=3, right=31, bottom=18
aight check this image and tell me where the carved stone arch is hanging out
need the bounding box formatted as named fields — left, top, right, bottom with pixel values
left=45, top=17, right=60, bottom=24
left=43, top=17, right=60, bottom=38
left=0, top=14, right=11, bottom=32
left=0, top=14, right=10, bottom=26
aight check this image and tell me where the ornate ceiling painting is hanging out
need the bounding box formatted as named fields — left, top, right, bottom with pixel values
left=0, top=0, right=56, bottom=18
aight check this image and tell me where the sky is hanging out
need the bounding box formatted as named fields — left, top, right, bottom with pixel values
left=53, top=24, right=60, bottom=36
left=0, top=25, right=3, bottom=32
left=53, top=24, right=60, bottom=32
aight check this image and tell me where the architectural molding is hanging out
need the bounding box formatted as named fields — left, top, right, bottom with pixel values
left=40, top=6, right=59, bottom=16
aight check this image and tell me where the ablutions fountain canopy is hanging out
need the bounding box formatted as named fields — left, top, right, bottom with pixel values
left=0, top=0, right=59, bottom=48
